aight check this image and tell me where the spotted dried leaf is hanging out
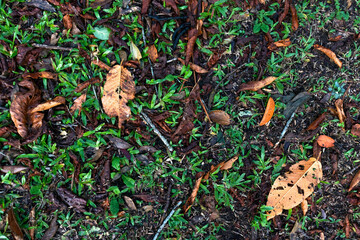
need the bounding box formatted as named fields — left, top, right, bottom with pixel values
left=147, top=45, right=158, bottom=62
left=316, top=135, right=335, bottom=148
left=101, top=65, right=135, bottom=128
left=209, top=110, right=231, bottom=125
left=238, top=76, right=277, bottom=92
left=266, top=158, right=322, bottom=220
left=259, top=97, right=275, bottom=126
left=70, top=94, right=86, bottom=114
left=314, top=44, right=342, bottom=68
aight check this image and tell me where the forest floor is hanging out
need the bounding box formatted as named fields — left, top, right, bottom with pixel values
left=1, top=0, right=360, bottom=239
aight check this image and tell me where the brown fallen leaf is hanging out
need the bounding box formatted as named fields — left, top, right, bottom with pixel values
left=290, top=4, right=299, bottom=31
left=268, top=39, right=291, bottom=51
left=29, top=207, right=35, bottom=240
left=307, top=112, right=328, bottom=131
left=124, top=196, right=137, bottom=210
left=147, top=45, right=158, bottom=62
left=8, top=207, right=24, bottom=240
left=129, top=41, right=142, bottom=61
left=314, top=44, right=342, bottom=68
left=41, top=215, right=58, bottom=240
left=22, top=72, right=58, bottom=80
left=184, top=172, right=204, bottom=213
left=178, top=58, right=208, bottom=74
left=70, top=94, right=86, bottom=114
left=349, top=168, right=360, bottom=192
left=30, top=96, right=65, bottom=113
left=316, top=135, right=335, bottom=148
left=185, top=28, right=199, bottom=65
left=345, top=215, right=350, bottom=238
left=56, top=188, right=87, bottom=212
left=0, top=165, right=29, bottom=174
left=101, top=65, right=135, bottom=129
left=301, top=199, right=308, bottom=215
left=203, top=154, right=240, bottom=180
left=335, top=99, right=346, bottom=127
left=75, top=77, right=101, bottom=92
left=63, top=14, right=72, bottom=30
left=91, top=59, right=111, bottom=71
left=238, top=76, right=277, bottom=92
left=266, top=158, right=322, bottom=220
left=141, top=0, right=151, bottom=14
left=209, top=110, right=231, bottom=125
left=259, top=97, right=275, bottom=126
left=351, top=124, right=360, bottom=137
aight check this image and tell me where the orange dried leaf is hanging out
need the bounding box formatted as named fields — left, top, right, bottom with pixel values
left=316, top=135, right=335, bottom=148
left=30, top=96, right=65, bottom=113
left=268, top=38, right=291, bottom=50
left=351, top=124, right=360, bottom=137
left=8, top=208, right=24, bottom=240
left=183, top=173, right=204, bottom=213
left=147, top=45, right=158, bottom=62
left=335, top=99, right=346, bottom=126
left=209, top=110, right=231, bottom=125
left=259, top=97, right=275, bottom=126
left=178, top=58, right=208, bottom=74
left=185, top=28, right=199, bottom=65
left=70, top=94, right=87, bottom=114
left=307, top=112, right=328, bottom=131
left=22, top=72, right=58, bottom=80
left=92, top=59, right=111, bottom=71
left=314, top=44, right=342, bottom=68
left=101, top=65, right=135, bottom=129
left=301, top=200, right=308, bottom=215
left=220, top=154, right=240, bottom=170
left=238, top=76, right=277, bottom=92
left=266, top=158, right=322, bottom=220
left=63, top=14, right=72, bottom=30
left=349, top=168, right=360, bottom=192
left=290, top=4, right=299, bottom=31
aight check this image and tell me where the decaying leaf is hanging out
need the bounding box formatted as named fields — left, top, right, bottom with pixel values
left=92, top=59, right=111, bottom=71
left=351, top=124, right=360, bottom=137
left=259, top=97, right=275, bottom=126
left=141, top=0, right=151, bottom=14
left=22, top=71, right=58, bottom=80
left=349, top=168, right=360, bottom=192
left=290, top=4, right=299, bottom=31
left=209, top=110, right=231, bottom=125
left=266, top=158, right=322, bottom=220
left=301, top=199, right=308, bottom=215
left=101, top=65, right=135, bottom=128
left=70, top=94, right=86, bottom=114
left=307, top=112, right=327, bottom=131
left=268, top=39, right=291, bottom=50
left=63, top=14, right=72, bottom=30
left=8, top=207, right=24, bottom=240
left=238, top=76, right=277, bottom=92
left=335, top=99, right=346, bottom=126
left=56, top=188, right=87, bottom=212
left=41, top=215, right=58, bottom=240
left=203, top=154, right=240, bottom=180
left=29, top=207, right=35, bottom=240
left=178, top=58, right=208, bottom=74
left=129, top=41, right=142, bottom=61
left=124, top=196, right=137, bottom=210
left=147, top=45, right=158, bottom=62
left=30, top=96, right=65, bottom=113
left=184, top=172, right=204, bottom=213
left=316, top=135, right=335, bottom=148
left=0, top=165, right=28, bottom=174
left=314, top=44, right=342, bottom=68
left=185, top=28, right=199, bottom=65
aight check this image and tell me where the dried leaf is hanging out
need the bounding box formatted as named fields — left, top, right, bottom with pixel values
left=70, top=94, right=86, bottom=114
left=8, top=208, right=24, bottom=240
left=178, top=58, right=208, bottom=73
left=41, top=215, right=58, bottom=240
left=183, top=173, right=204, bottom=213
left=314, top=44, right=342, bottom=68
left=209, top=110, right=231, bottom=125
left=238, top=76, right=277, bottom=92
left=301, top=199, right=308, bottom=215
left=290, top=4, right=299, bottom=31
left=268, top=39, right=291, bottom=50
left=129, top=41, right=142, bottom=61
left=92, top=59, right=111, bottom=71
left=141, top=0, right=151, bottom=14
left=185, top=28, right=199, bottom=65
left=307, top=112, right=327, bottom=131
left=220, top=154, right=240, bottom=170
left=124, top=196, right=137, bottom=210
left=147, top=45, right=158, bottom=62
left=266, top=158, right=322, bottom=220
left=56, top=188, right=87, bottom=212
left=63, top=14, right=72, bottom=30
left=259, top=97, right=275, bottom=126
left=316, top=135, right=335, bottom=148
left=335, top=99, right=346, bottom=126
left=22, top=72, right=58, bottom=80
left=349, top=168, right=360, bottom=192
left=75, top=77, right=101, bottom=92
left=165, top=0, right=179, bottom=14
left=101, top=65, right=135, bottom=128
left=351, top=124, right=360, bottom=137
left=0, top=165, right=28, bottom=174
left=345, top=215, right=350, bottom=238
left=29, top=207, right=35, bottom=240
left=30, top=96, right=65, bottom=113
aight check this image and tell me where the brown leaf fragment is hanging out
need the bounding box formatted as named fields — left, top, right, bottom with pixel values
left=268, top=38, right=291, bottom=51
left=29, top=207, right=35, bottom=240
left=314, top=44, right=342, bottom=68
left=307, top=112, right=327, bottom=131
left=22, top=72, right=58, bottom=80
left=301, top=199, right=308, bottom=215
left=8, top=208, right=24, bottom=240
left=290, top=4, right=299, bottom=31
left=63, top=14, right=72, bottom=30
left=165, top=0, right=179, bottom=15
left=0, top=165, right=29, bottom=174
left=91, top=59, right=111, bottom=71
left=335, top=99, right=346, bottom=126
left=184, top=172, right=204, bottom=213
left=351, top=124, right=360, bottom=137
left=124, top=196, right=137, bottom=210
left=345, top=215, right=350, bottom=238
left=349, top=168, right=360, bottom=192
left=316, top=135, right=335, bottom=148
left=56, top=188, right=87, bottom=212
left=185, top=28, right=199, bottom=65
left=41, top=215, right=58, bottom=240
left=75, top=77, right=101, bottom=92
left=178, top=58, right=208, bottom=74
left=259, top=97, right=275, bottom=126
left=141, top=0, right=151, bottom=14
left=266, top=158, right=322, bottom=220
left=30, top=96, right=65, bottom=113
left=100, top=159, right=110, bottom=190
left=129, top=41, right=142, bottom=61
left=70, top=94, right=86, bottom=114
left=102, top=65, right=135, bottom=128
left=147, top=45, right=158, bottom=62
left=238, top=76, right=277, bottom=92
left=278, top=0, right=289, bottom=27
left=313, top=141, right=322, bottom=161
left=209, top=110, right=231, bottom=125
left=220, top=154, right=240, bottom=170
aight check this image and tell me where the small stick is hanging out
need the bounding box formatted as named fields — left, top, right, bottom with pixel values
left=274, top=111, right=296, bottom=149
left=32, top=43, right=74, bottom=51
left=153, top=201, right=182, bottom=240
left=200, top=99, right=212, bottom=123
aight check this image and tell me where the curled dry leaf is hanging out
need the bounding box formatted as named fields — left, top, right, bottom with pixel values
left=41, top=215, right=58, bottom=240
left=124, top=196, right=137, bottom=210
left=101, top=65, right=135, bottom=129
left=70, top=94, right=86, bottom=114
left=147, top=45, right=158, bottom=62
left=335, top=99, right=346, bottom=126
left=22, top=72, right=58, bottom=80
left=184, top=172, right=204, bottom=213
left=349, top=168, right=360, bottom=192
left=185, top=28, right=199, bottom=65
left=63, top=14, right=72, bottom=30
left=178, top=58, right=208, bottom=74
left=259, top=97, right=275, bottom=126
left=0, top=165, right=28, bottom=174
left=345, top=215, right=350, bottom=238
left=129, top=41, right=142, bottom=61
left=268, top=39, right=291, bottom=51
left=316, top=135, right=335, bottom=148
left=92, top=59, right=111, bottom=71
left=290, top=4, right=299, bottom=31
left=8, top=207, right=24, bottom=240
left=30, top=96, right=65, bottom=113
left=203, top=154, right=240, bottom=180
left=301, top=199, right=308, bottom=215
left=209, top=110, right=231, bottom=125
left=266, top=158, right=322, bottom=220
left=351, top=124, right=360, bottom=137
left=75, top=77, right=101, bottom=92
left=238, top=76, right=277, bottom=92
left=314, top=44, right=342, bottom=68
left=307, top=112, right=327, bottom=131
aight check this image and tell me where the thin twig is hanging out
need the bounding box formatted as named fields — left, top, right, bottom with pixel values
left=153, top=201, right=182, bottom=240
left=160, top=185, right=173, bottom=223
left=32, top=43, right=74, bottom=51
left=274, top=111, right=296, bottom=149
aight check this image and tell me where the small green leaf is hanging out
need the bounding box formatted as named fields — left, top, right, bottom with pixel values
left=110, top=198, right=119, bottom=215
left=122, top=175, right=135, bottom=188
